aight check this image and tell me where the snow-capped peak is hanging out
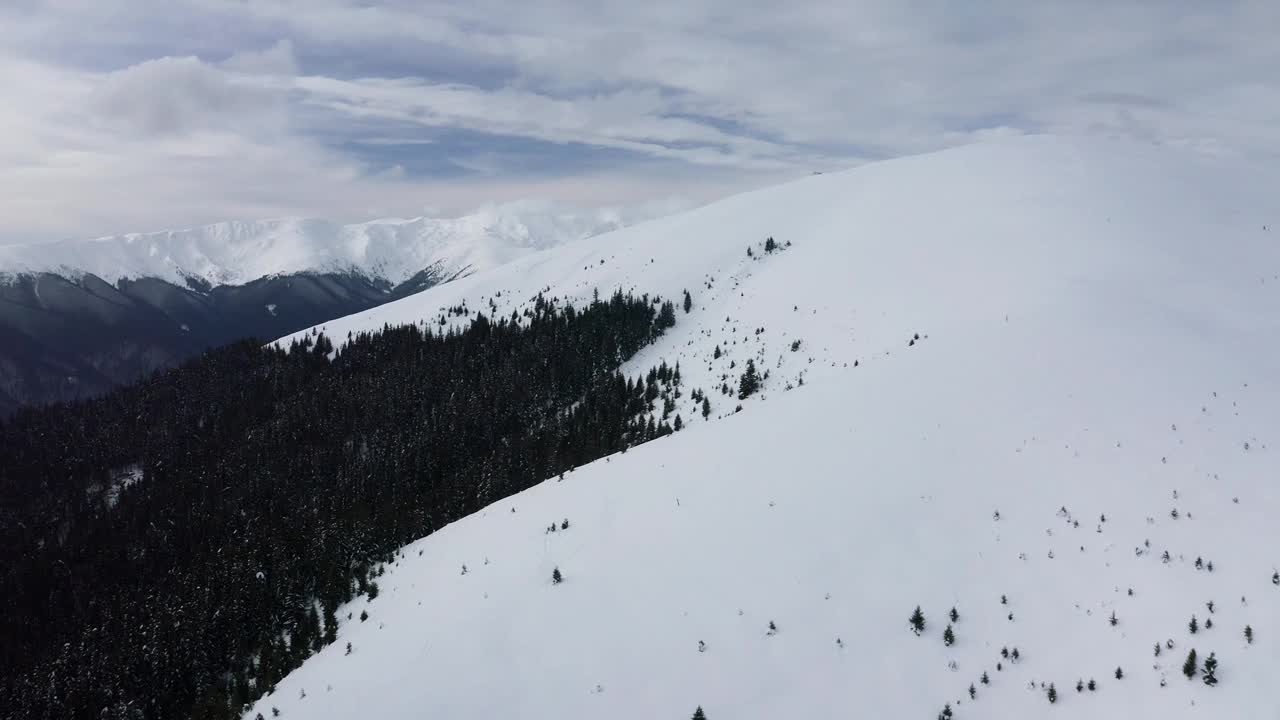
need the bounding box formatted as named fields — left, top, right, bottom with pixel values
left=0, top=201, right=660, bottom=289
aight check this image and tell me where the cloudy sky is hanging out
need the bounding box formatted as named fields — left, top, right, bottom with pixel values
left=2, top=1, right=1278, bottom=243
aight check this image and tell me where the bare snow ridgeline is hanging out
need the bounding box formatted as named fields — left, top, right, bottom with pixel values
left=254, top=135, right=1280, bottom=720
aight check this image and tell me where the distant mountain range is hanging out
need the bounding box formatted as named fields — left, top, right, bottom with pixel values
left=0, top=204, right=641, bottom=414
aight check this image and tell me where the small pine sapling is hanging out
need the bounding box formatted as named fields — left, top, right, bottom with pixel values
left=1115, top=667, right=1124, bottom=680
left=1201, top=652, right=1218, bottom=686
left=552, top=567, right=563, bottom=584
left=1047, top=684, right=1057, bottom=704
left=692, top=706, right=707, bottom=720
left=943, top=624, right=955, bottom=647
left=980, top=671, right=990, bottom=685
left=909, top=606, right=926, bottom=635
left=1245, top=625, right=1254, bottom=644
left=1087, top=678, right=1096, bottom=691
left=950, top=606, right=960, bottom=623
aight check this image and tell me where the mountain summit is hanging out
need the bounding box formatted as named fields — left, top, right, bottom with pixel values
left=254, top=135, right=1280, bottom=719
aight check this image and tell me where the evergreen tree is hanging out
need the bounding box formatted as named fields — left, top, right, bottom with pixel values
left=980, top=671, right=989, bottom=685
left=1087, top=679, right=1096, bottom=691
left=943, top=624, right=955, bottom=647
left=1245, top=625, right=1254, bottom=644
left=701, top=397, right=711, bottom=419
left=683, top=290, right=693, bottom=313
left=1201, top=652, right=1218, bottom=686
left=552, top=567, right=563, bottom=585
left=764, top=237, right=777, bottom=253
left=738, top=359, right=760, bottom=399
left=909, top=606, right=926, bottom=635
left=949, top=606, right=959, bottom=623
left=968, top=684, right=976, bottom=699
left=1114, top=667, right=1123, bottom=680
left=1047, top=683, right=1057, bottom=703
left=692, top=706, right=707, bottom=720
left=1190, top=615, right=1199, bottom=634
left=1109, top=610, right=1118, bottom=626
left=1076, top=679, right=1083, bottom=692
left=1183, top=648, right=1198, bottom=679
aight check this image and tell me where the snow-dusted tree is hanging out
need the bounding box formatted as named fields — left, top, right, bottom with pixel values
left=1202, top=652, right=1218, bottom=686
left=1076, top=679, right=1084, bottom=692
left=1047, top=683, right=1057, bottom=703
left=552, top=567, right=563, bottom=584
left=1087, top=678, right=1096, bottom=691
left=980, top=671, right=990, bottom=685
left=702, top=397, right=711, bottom=419
left=968, top=684, right=976, bottom=699
left=1245, top=625, right=1254, bottom=644
left=1189, top=615, right=1199, bottom=634
left=950, top=606, right=960, bottom=623
left=738, top=359, right=760, bottom=399
left=910, top=606, right=926, bottom=635
left=943, top=624, right=955, bottom=647
left=692, top=706, right=707, bottom=720
left=1183, top=649, right=1198, bottom=679
left=1109, top=611, right=1118, bottom=626
left=1205, top=617, right=1214, bottom=630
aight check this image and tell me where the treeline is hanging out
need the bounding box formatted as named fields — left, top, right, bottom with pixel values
left=0, top=290, right=681, bottom=720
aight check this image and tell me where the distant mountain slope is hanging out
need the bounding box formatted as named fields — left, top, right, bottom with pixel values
left=0, top=203, right=642, bottom=413
left=0, top=202, right=638, bottom=289
left=255, top=135, right=1280, bottom=719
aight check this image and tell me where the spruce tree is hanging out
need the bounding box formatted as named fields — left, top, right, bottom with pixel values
left=738, top=359, right=760, bottom=399
left=1201, top=652, right=1218, bottom=686
left=943, top=624, right=955, bottom=646
left=552, top=567, right=563, bottom=585
left=909, top=606, right=926, bottom=635
left=683, top=290, right=693, bottom=313
left=1114, top=667, right=1123, bottom=680
left=1189, top=615, right=1199, bottom=634
left=1183, top=649, right=1197, bottom=679
left=950, top=606, right=959, bottom=623
left=1047, top=683, right=1057, bottom=703
left=980, top=671, right=989, bottom=685
left=692, top=706, right=707, bottom=720
left=1245, top=625, right=1254, bottom=644
left=1076, top=679, right=1083, bottom=692
left=702, top=396, right=711, bottom=419
left=1087, top=678, right=1096, bottom=691
left=968, top=684, right=976, bottom=699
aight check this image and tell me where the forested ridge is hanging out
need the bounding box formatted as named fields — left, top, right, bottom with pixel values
left=0, top=290, right=684, bottom=720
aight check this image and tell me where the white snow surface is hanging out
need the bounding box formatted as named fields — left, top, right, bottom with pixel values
left=0, top=201, right=648, bottom=288
left=256, top=135, right=1280, bottom=719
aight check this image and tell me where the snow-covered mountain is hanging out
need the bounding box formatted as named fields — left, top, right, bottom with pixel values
left=258, top=135, right=1280, bottom=719
left=0, top=202, right=650, bottom=414
left=0, top=201, right=642, bottom=289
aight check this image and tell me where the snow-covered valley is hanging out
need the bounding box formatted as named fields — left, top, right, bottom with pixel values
left=249, top=136, right=1280, bottom=719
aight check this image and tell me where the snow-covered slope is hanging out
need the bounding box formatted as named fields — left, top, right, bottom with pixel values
left=258, top=135, right=1280, bottom=719
left=0, top=201, right=645, bottom=288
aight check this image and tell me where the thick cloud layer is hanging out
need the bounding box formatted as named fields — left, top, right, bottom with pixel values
left=1, top=1, right=1277, bottom=242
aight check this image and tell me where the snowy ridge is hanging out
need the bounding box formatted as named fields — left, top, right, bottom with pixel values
left=259, top=135, right=1280, bottom=719
left=0, top=201, right=650, bottom=289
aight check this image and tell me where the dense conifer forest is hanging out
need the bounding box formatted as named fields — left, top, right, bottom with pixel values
left=0, top=290, right=682, bottom=720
